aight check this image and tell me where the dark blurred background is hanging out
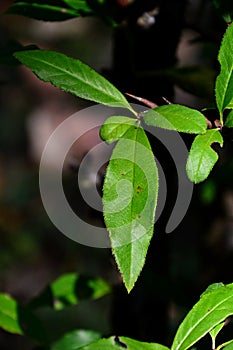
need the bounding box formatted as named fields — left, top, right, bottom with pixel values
left=0, top=0, right=233, bottom=349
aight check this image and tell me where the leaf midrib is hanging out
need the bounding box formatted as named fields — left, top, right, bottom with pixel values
left=173, top=292, right=233, bottom=350
left=18, top=53, right=125, bottom=104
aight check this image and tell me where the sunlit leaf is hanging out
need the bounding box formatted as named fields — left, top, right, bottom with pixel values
left=215, top=22, right=233, bottom=115
left=103, top=123, right=158, bottom=292
left=171, top=283, right=233, bottom=350
left=143, top=104, right=207, bottom=134
left=14, top=50, right=135, bottom=113
left=186, top=129, right=223, bottom=183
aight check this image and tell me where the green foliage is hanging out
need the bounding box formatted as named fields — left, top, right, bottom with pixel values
left=14, top=50, right=135, bottom=113
left=0, top=293, right=47, bottom=343
left=6, top=0, right=92, bottom=21
left=1, top=282, right=233, bottom=350
left=102, top=119, right=158, bottom=291
left=171, top=282, right=233, bottom=350
left=225, top=110, right=233, bottom=127
left=186, top=129, right=223, bottom=183
left=11, top=22, right=233, bottom=290
left=51, top=329, right=102, bottom=350
left=2, top=5, right=233, bottom=350
left=29, top=273, right=111, bottom=310
left=79, top=336, right=170, bottom=350
left=215, top=22, right=233, bottom=122
left=143, top=104, right=207, bottom=133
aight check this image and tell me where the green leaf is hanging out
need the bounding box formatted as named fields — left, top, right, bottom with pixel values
left=215, top=22, right=233, bottom=116
left=0, top=294, right=23, bottom=335
left=80, top=336, right=170, bottom=350
left=100, top=116, right=138, bottom=144
left=186, top=129, right=223, bottom=184
left=209, top=322, right=225, bottom=345
left=220, top=339, right=233, bottom=350
left=103, top=124, right=158, bottom=292
left=6, top=1, right=82, bottom=21
left=171, top=282, right=233, bottom=350
left=30, top=273, right=111, bottom=310
left=225, top=110, right=233, bottom=127
left=63, top=0, right=91, bottom=12
left=0, top=293, right=47, bottom=343
left=52, top=329, right=102, bottom=350
left=14, top=50, right=135, bottom=113
left=143, top=104, right=207, bottom=134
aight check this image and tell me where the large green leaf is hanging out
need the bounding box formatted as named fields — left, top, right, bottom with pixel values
left=80, top=336, right=170, bottom=350
left=171, top=283, right=233, bottom=350
left=215, top=22, right=233, bottom=116
left=52, top=329, right=102, bottom=350
left=0, top=293, right=47, bottom=343
left=14, top=50, right=135, bottom=113
left=143, top=104, right=207, bottom=134
left=29, top=273, right=111, bottom=310
left=186, top=129, right=223, bottom=184
left=103, top=123, right=158, bottom=292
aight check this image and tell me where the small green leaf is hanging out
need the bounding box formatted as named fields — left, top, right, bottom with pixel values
left=100, top=116, right=138, bottom=144
left=0, top=293, right=47, bottom=343
left=52, top=329, right=102, bottom=350
left=103, top=124, right=158, bottom=292
left=30, top=273, right=111, bottom=310
left=215, top=22, right=233, bottom=116
left=14, top=50, right=135, bottom=113
left=225, top=110, right=233, bottom=127
left=80, top=336, right=170, bottom=350
left=186, top=129, right=223, bottom=184
left=143, top=104, right=207, bottom=134
left=209, top=322, right=225, bottom=346
left=0, top=294, right=23, bottom=335
left=63, top=0, right=91, bottom=12
left=171, top=283, right=233, bottom=350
